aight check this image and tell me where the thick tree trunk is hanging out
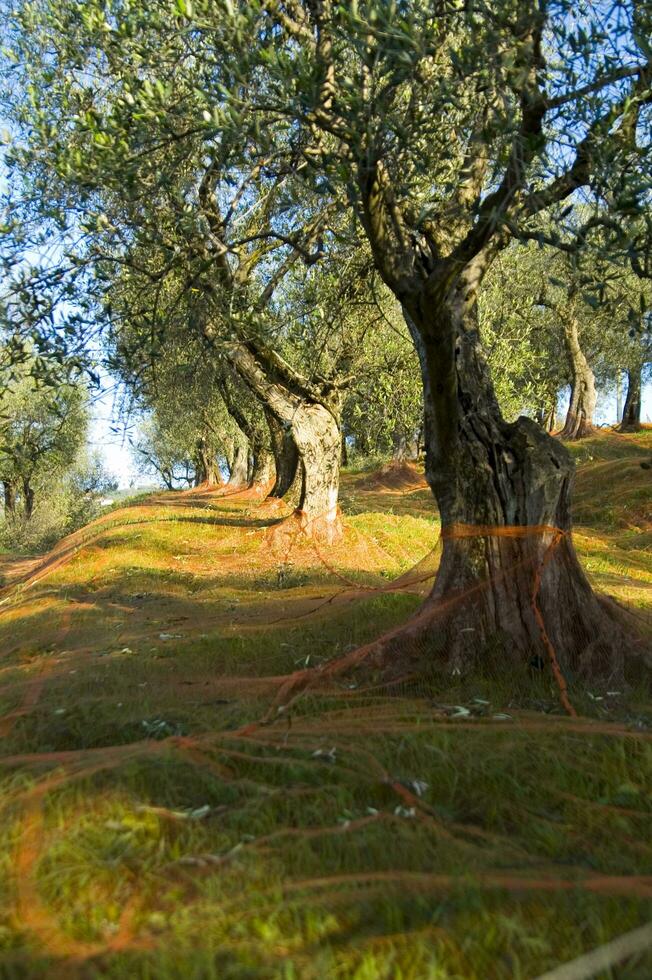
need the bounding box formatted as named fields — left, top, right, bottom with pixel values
left=194, top=437, right=221, bottom=487
left=560, top=319, right=596, bottom=440
left=619, top=366, right=642, bottom=432
left=291, top=402, right=341, bottom=536
left=224, top=341, right=343, bottom=538
left=266, top=411, right=301, bottom=502
left=535, top=396, right=556, bottom=433
left=250, top=444, right=275, bottom=486
left=391, top=428, right=409, bottom=462
left=196, top=458, right=221, bottom=487
left=219, top=375, right=276, bottom=493
left=3, top=482, right=16, bottom=520
left=22, top=480, right=34, bottom=520
left=206, top=461, right=221, bottom=486
left=228, top=437, right=249, bottom=487
left=400, top=270, right=632, bottom=685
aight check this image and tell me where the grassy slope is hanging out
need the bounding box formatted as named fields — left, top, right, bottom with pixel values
left=0, top=431, right=649, bottom=978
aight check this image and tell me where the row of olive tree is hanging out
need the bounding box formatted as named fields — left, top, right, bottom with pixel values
left=2, top=0, right=650, bottom=679
left=481, top=242, right=651, bottom=435
left=0, top=338, right=116, bottom=550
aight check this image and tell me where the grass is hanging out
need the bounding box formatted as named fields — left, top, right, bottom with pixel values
left=0, top=431, right=649, bottom=977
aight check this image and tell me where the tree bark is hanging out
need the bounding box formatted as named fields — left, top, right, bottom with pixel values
left=353, top=149, right=639, bottom=688
left=22, top=479, right=35, bottom=520
left=266, top=410, right=301, bottom=501
left=291, top=401, right=342, bottom=534
left=224, top=340, right=342, bottom=538
left=219, top=373, right=276, bottom=492
left=227, top=434, right=249, bottom=487
left=560, top=319, right=596, bottom=440
left=391, top=428, right=409, bottom=462
left=535, top=396, right=556, bottom=433
left=3, top=481, right=16, bottom=520
left=194, top=436, right=221, bottom=487
left=619, top=366, right=642, bottom=432
left=398, top=262, right=631, bottom=684
left=250, top=443, right=275, bottom=486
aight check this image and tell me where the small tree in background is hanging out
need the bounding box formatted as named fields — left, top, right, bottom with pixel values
left=0, top=356, right=88, bottom=521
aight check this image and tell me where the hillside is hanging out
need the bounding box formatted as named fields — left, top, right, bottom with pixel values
left=0, top=430, right=650, bottom=978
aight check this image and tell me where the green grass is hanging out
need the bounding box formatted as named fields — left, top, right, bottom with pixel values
left=0, top=435, right=649, bottom=978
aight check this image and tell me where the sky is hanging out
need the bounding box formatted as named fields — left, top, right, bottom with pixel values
left=87, top=383, right=144, bottom=489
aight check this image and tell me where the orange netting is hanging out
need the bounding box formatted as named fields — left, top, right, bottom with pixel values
left=0, top=477, right=650, bottom=973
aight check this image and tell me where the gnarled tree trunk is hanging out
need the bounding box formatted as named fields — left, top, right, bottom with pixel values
left=560, top=319, right=596, bottom=440
left=400, top=264, right=631, bottom=684
left=219, top=373, right=276, bottom=494
left=224, top=340, right=342, bottom=539
left=535, top=397, right=556, bottom=433
left=194, top=436, right=221, bottom=487
left=3, top=481, right=16, bottom=520
left=22, top=479, right=35, bottom=520
left=619, top=366, right=642, bottom=432
left=250, top=443, right=275, bottom=486
left=291, top=401, right=341, bottom=533
left=266, top=411, right=300, bottom=502
left=391, top=428, right=409, bottom=462
left=227, top=434, right=249, bottom=487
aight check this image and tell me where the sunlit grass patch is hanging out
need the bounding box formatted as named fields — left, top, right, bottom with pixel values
left=0, top=438, right=650, bottom=976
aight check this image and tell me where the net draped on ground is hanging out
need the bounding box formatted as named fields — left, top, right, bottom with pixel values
left=0, top=470, right=650, bottom=972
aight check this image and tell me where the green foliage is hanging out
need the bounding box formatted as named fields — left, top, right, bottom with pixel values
left=0, top=362, right=86, bottom=483
left=480, top=240, right=652, bottom=422
left=2, top=0, right=649, bottom=473
left=0, top=338, right=118, bottom=551
left=343, top=309, right=422, bottom=459
left=0, top=345, right=89, bottom=539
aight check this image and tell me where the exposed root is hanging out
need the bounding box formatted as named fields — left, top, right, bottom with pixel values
left=266, top=507, right=344, bottom=553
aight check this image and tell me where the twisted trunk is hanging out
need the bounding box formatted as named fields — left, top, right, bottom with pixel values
left=391, top=428, right=409, bottom=462
left=194, top=436, right=221, bottom=487
left=619, top=366, right=642, bottom=432
left=291, top=402, right=341, bottom=533
left=227, top=434, right=249, bottom=487
left=22, top=479, right=34, bottom=520
left=266, top=411, right=300, bottom=502
left=560, top=319, right=596, bottom=440
left=400, top=263, right=630, bottom=683
left=225, top=341, right=342, bottom=538
left=3, top=482, right=16, bottom=519
left=535, top=397, right=556, bottom=433
left=250, top=442, right=275, bottom=487
left=219, top=375, right=276, bottom=493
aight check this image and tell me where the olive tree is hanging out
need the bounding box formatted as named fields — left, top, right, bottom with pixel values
left=0, top=350, right=88, bottom=520
left=4, top=0, right=651, bottom=677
